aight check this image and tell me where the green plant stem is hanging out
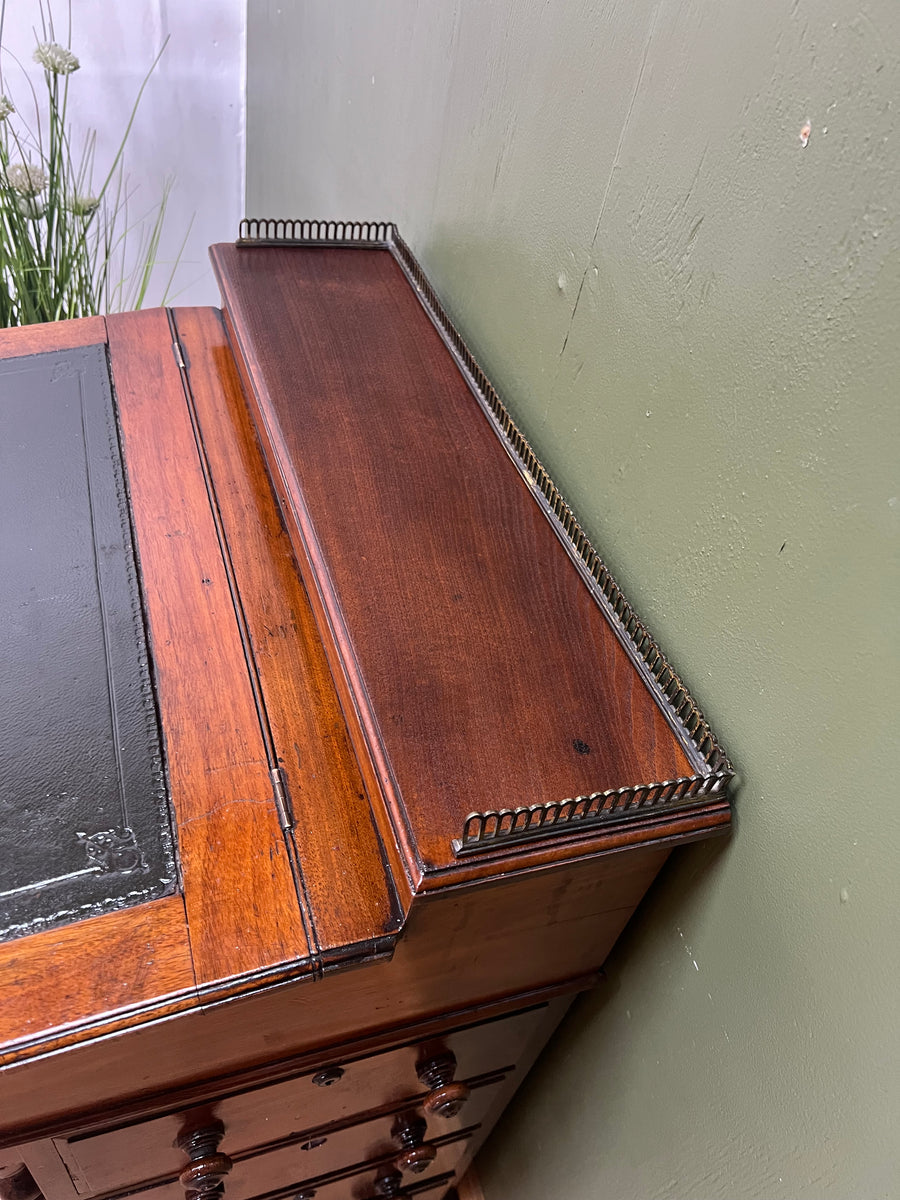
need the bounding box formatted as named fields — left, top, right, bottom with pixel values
left=0, top=1, right=185, bottom=326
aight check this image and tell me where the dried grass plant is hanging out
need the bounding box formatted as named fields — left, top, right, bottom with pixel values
left=0, top=1, right=187, bottom=325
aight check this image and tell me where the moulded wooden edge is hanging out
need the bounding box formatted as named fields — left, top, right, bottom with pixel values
left=0, top=815, right=659, bottom=1135
left=0, top=951, right=327, bottom=1073
left=413, top=798, right=733, bottom=892
left=232, top=223, right=732, bottom=794
left=0, top=316, right=195, bottom=1070
left=211, top=253, right=452, bottom=896
left=0, top=978, right=595, bottom=1148
left=0, top=896, right=195, bottom=1065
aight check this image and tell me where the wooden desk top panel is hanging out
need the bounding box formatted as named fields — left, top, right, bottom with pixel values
left=107, top=310, right=313, bottom=988
left=169, top=307, right=400, bottom=962
left=212, top=242, right=699, bottom=882
left=0, top=304, right=393, bottom=1064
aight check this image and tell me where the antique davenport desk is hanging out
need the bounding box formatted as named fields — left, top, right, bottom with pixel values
left=0, top=222, right=733, bottom=1200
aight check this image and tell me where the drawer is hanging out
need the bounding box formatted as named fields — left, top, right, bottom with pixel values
left=56, top=1006, right=544, bottom=1197
left=103, top=1128, right=471, bottom=1200
left=253, top=1167, right=456, bottom=1200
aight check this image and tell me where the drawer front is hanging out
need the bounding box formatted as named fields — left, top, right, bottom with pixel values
left=108, top=1133, right=470, bottom=1200
left=57, top=1006, right=544, bottom=1197
left=255, top=1168, right=455, bottom=1200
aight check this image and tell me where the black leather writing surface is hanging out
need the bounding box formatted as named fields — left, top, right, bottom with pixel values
left=0, top=345, right=176, bottom=941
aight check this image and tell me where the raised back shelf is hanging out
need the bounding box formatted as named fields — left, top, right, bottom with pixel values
left=212, top=228, right=731, bottom=893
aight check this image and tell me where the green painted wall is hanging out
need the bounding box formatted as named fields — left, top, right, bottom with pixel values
left=246, top=1, right=899, bottom=1195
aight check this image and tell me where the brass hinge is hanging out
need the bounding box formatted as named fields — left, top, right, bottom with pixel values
left=270, top=767, right=294, bottom=831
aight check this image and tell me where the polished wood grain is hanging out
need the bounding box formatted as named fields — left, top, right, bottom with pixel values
left=0, top=896, right=193, bottom=1065
left=214, top=302, right=417, bottom=910
left=211, top=244, right=698, bottom=888
left=0, top=840, right=660, bottom=1138
left=0, top=316, right=106, bottom=360
left=0, top=262, right=731, bottom=1200
left=1, top=991, right=578, bottom=1148
left=107, top=310, right=311, bottom=988
left=170, top=308, right=400, bottom=961
left=434, top=996, right=581, bottom=1195
left=0, top=310, right=328, bottom=1078
left=57, top=1065, right=508, bottom=1197
left=420, top=991, right=569, bottom=1198
left=0, top=313, right=197, bottom=1071
left=108, top=1131, right=472, bottom=1200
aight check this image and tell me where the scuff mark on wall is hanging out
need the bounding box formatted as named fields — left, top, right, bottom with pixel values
left=553, top=0, right=662, bottom=369
left=628, top=142, right=713, bottom=321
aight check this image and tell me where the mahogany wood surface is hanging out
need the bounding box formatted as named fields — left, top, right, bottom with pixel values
left=211, top=244, right=697, bottom=886
left=434, top=993, right=574, bottom=1194
left=0, top=264, right=732, bottom=1200
left=0, top=312, right=323, bottom=1077
left=0, top=317, right=199, bottom=1065
left=2, top=303, right=664, bottom=1087
left=0, top=843, right=660, bottom=1138
left=109, top=1133, right=472, bottom=1200
left=239, top=1169, right=455, bottom=1200
left=0, top=316, right=106, bottom=360
left=7, top=1143, right=76, bottom=1200
left=0, top=896, right=193, bottom=1057
left=170, top=308, right=399, bottom=960
left=58, top=1073, right=504, bottom=1197
left=107, top=310, right=311, bottom=989
left=1, top=991, right=579, bottom=1148
left=54, top=1011, right=535, bottom=1195
left=214, top=298, right=417, bottom=911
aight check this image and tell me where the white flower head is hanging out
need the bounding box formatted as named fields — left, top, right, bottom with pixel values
left=69, top=194, right=99, bottom=217
left=0, top=95, right=14, bottom=121
left=16, top=195, right=47, bottom=220
left=7, top=162, right=48, bottom=198
left=33, top=42, right=80, bottom=75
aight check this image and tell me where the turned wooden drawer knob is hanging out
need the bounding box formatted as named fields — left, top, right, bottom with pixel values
left=175, top=1122, right=233, bottom=1199
left=372, top=1169, right=411, bottom=1199
left=391, top=1113, right=437, bottom=1175
left=416, top=1051, right=470, bottom=1118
